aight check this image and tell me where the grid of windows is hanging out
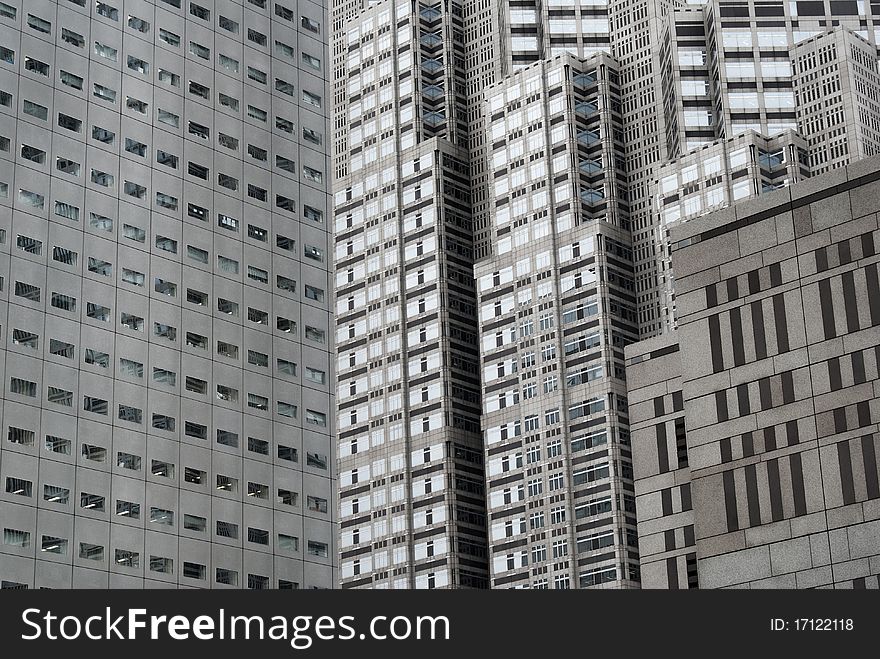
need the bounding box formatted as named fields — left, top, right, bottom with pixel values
left=0, top=0, right=334, bottom=590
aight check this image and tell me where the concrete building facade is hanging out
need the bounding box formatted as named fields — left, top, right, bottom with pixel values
left=332, top=0, right=489, bottom=590
left=476, top=54, right=639, bottom=589
left=793, top=27, right=880, bottom=174
left=0, top=0, right=336, bottom=589
left=628, top=155, right=880, bottom=589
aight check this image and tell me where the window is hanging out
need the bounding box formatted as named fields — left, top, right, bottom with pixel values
left=93, top=85, right=116, bottom=104
left=6, top=477, right=32, bottom=497
left=248, top=437, right=269, bottom=455
left=247, top=105, right=267, bottom=122
left=80, top=492, right=105, bottom=511
left=247, top=482, right=269, bottom=500
left=247, top=528, right=269, bottom=545
left=275, top=78, right=294, bottom=96
left=117, top=452, right=141, bottom=471
left=52, top=26, right=87, bottom=51
left=43, top=486, right=69, bottom=504
left=308, top=541, right=328, bottom=557
left=27, top=14, right=50, bottom=33
left=307, top=452, right=327, bottom=470
left=218, top=134, right=238, bottom=151
left=88, top=258, right=112, bottom=276
left=40, top=535, right=67, bottom=554
left=157, top=109, right=179, bottom=128
left=217, top=429, right=239, bottom=447
left=8, top=427, right=35, bottom=446
left=10, top=377, right=37, bottom=397
left=115, top=549, right=139, bottom=568
left=59, top=70, right=84, bottom=91
left=128, top=15, right=150, bottom=32
left=116, top=500, right=140, bottom=519
left=46, top=435, right=71, bottom=455
left=190, top=3, right=210, bottom=20
left=96, top=2, right=118, bottom=20
left=47, top=386, right=73, bottom=406
left=183, top=515, right=206, bottom=533
left=120, top=358, right=144, bottom=379
left=303, top=166, right=323, bottom=184
left=248, top=351, right=269, bottom=368
left=150, top=556, right=172, bottom=574
left=216, top=475, right=237, bottom=492
left=86, top=303, right=111, bottom=322
left=14, top=282, right=41, bottom=302
left=84, top=349, right=109, bottom=368
left=118, top=404, right=143, bottom=424
left=159, top=28, right=180, bottom=47
left=94, top=42, right=117, bottom=61
left=301, top=16, right=320, bottom=33
left=153, top=368, right=176, bottom=386
left=189, top=80, right=210, bottom=99
left=58, top=113, right=82, bottom=133
left=150, top=507, right=174, bottom=526
left=278, top=445, right=297, bottom=462
left=83, top=396, right=108, bottom=415
left=302, top=53, right=321, bottom=70
left=23, top=101, right=48, bottom=121
left=302, top=90, right=321, bottom=108
left=304, top=285, right=324, bottom=302
left=79, top=543, right=104, bottom=561
left=278, top=402, right=297, bottom=418
left=276, top=155, right=295, bottom=173
left=219, top=93, right=238, bottom=111
left=216, top=521, right=238, bottom=539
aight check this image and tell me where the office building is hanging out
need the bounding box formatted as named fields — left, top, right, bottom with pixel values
left=476, top=53, right=640, bottom=589
left=628, top=0, right=880, bottom=338
left=627, top=155, right=880, bottom=589
left=655, top=129, right=809, bottom=328
left=332, top=0, right=489, bottom=590
left=793, top=27, right=880, bottom=174
left=0, top=0, right=336, bottom=589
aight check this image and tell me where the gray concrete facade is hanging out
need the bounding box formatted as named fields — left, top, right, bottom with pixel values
left=0, top=0, right=336, bottom=590
left=628, top=154, right=880, bottom=589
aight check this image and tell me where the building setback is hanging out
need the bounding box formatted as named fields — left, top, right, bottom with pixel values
left=627, top=154, right=880, bottom=589
left=332, top=0, right=489, bottom=590
left=0, top=0, right=336, bottom=589
left=793, top=27, right=880, bottom=174
left=476, top=53, right=639, bottom=589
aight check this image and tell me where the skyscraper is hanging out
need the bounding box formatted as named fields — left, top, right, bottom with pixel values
left=332, top=0, right=489, bottom=590
left=793, top=27, right=880, bottom=174
left=0, top=0, right=336, bottom=590
left=476, top=53, right=640, bottom=589
left=627, top=154, right=880, bottom=589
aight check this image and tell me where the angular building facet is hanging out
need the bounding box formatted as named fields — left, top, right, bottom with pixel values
left=332, top=0, right=488, bottom=589
left=793, top=27, right=880, bottom=174
left=628, top=155, right=880, bottom=589
left=655, top=129, right=810, bottom=328
left=0, top=0, right=336, bottom=589
left=477, top=54, right=640, bottom=589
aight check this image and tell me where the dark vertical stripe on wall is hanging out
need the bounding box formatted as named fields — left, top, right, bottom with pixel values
left=706, top=284, right=718, bottom=308
left=720, top=437, right=732, bottom=463
left=853, top=577, right=867, bottom=589
left=683, top=525, right=695, bottom=547
left=715, top=391, right=729, bottom=422
left=656, top=423, right=669, bottom=474
left=727, top=277, right=739, bottom=302
left=769, top=262, right=782, bottom=287
left=781, top=371, right=794, bottom=404
left=834, top=407, right=848, bottom=433
left=653, top=396, right=665, bottom=418
left=667, top=557, right=679, bottom=590
left=861, top=435, right=880, bottom=500
left=858, top=401, right=871, bottom=428
left=680, top=483, right=692, bottom=511
left=861, top=232, right=875, bottom=258
left=763, top=427, right=776, bottom=452
left=837, top=440, right=856, bottom=506
left=828, top=357, right=842, bottom=391
left=730, top=307, right=745, bottom=366
left=790, top=452, right=808, bottom=516
left=772, top=294, right=789, bottom=353
left=814, top=247, right=828, bottom=272
left=865, top=263, right=880, bottom=326
left=759, top=377, right=772, bottom=409
left=664, top=530, right=675, bottom=551
left=736, top=384, right=750, bottom=416
left=818, top=279, right=837, bottom=340
left=722, top=470, right=739, bottom=531
left=786, top=420, right=799, bottom=446
left=748, top=270, right=760, bottom=295
left=708, top=314, right=724, bottom=373
left=751, top=300, right=767, bottom=360
left=767, top=458, right=784, bottom=522
left=838, top=239, right=852, bottom=266
left=841, top=271, right=860, bottom=333
left=852, top=350, right=866, bottom=385
left=672, top=390, right=683, bottom=412
left=661, top=488, right=673, bottom=516
left=742, top=432, right=755, bottom=457
left=744, top=464, right=761, bottom=527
